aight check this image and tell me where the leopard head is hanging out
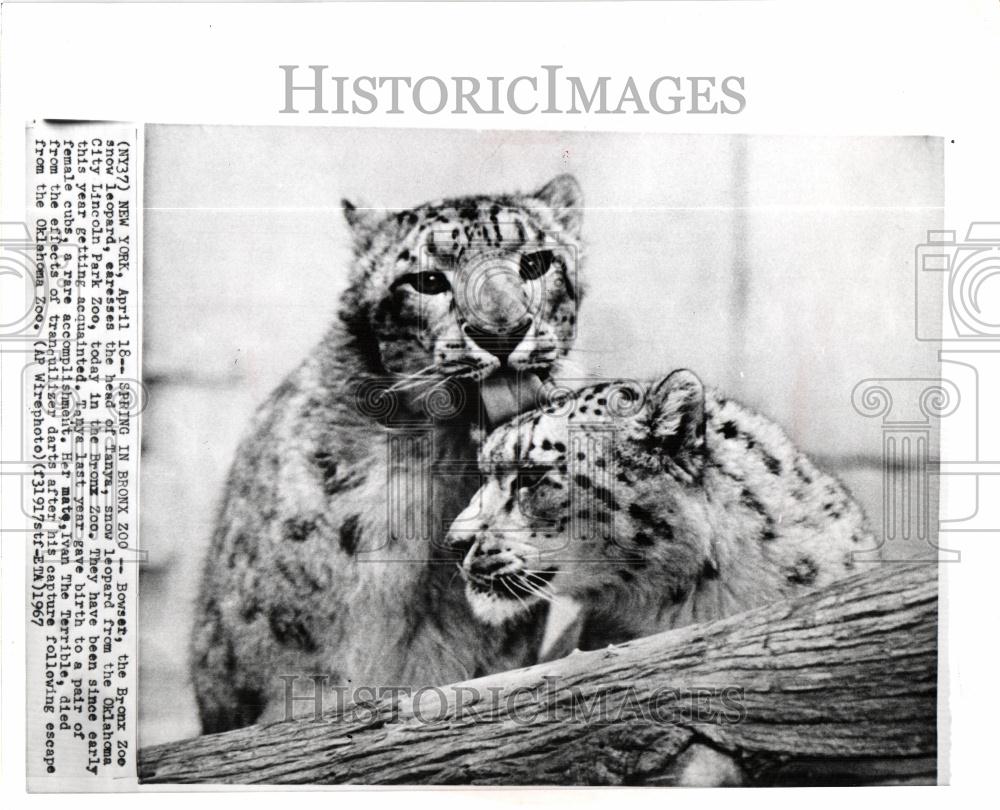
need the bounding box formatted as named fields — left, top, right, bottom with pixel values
left=338, top=175, right=584, bottom=422
left=447, top=370, right=714, bottom=625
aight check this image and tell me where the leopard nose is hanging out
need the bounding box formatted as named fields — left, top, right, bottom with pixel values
left=468, top=548, right=518, bottom=579
left=464, top=319, right=532, bottom=365
left=445, top=529, right=476, bottom=558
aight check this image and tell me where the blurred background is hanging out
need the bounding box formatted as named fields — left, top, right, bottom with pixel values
left=140, top=126, right=943, bottom=745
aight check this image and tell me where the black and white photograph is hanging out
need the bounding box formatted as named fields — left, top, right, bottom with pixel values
left=9, top=0, right=1000, bottom=799
left=135, top=127, right=942, bottom=784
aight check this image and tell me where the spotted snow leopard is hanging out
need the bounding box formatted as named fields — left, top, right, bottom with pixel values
left=449, top=370, right=874, bottom=648
left=191, top=175, right=585, bottom=731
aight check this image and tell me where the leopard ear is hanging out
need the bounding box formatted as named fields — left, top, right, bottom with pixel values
left=647, top=369, right=706, bottom=458
left=531, top=174, right=582, bottom=236
left=341, top=198, right=381, bottom=251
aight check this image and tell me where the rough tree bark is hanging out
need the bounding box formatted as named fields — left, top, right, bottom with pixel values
left=139, top=563, right=937, bottom=786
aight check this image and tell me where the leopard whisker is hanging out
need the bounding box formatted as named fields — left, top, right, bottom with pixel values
left=386, top=363, right=441, bottom=389
left=523, top=570, right=559, bottom=591
left=523, top=573, right=557, bottom=591
left=517, top=580, right=556, bottom=605
left=397, top=361, right=484, bottom=398
left=412, top=369, right=477, bottom=402
left=388, top=373, right=444, bottom=393
left=413, top=380, right=449, bottom=403
left=518, top=572, right=558, bottom=603
left=499, top=578, right=532, bottom=612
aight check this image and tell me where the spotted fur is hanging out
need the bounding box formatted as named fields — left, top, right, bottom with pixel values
left=191, top=175, right=585, bottom=732
left=449, top=370, right=874, bottom=646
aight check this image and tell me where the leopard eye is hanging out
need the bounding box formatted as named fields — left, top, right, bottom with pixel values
left=395, top=272, right=451, bottom=295
left=519, top=250, right=557, bottom=282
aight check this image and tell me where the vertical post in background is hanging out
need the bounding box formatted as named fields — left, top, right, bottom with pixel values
left=727, top=136, right=751, bottom=388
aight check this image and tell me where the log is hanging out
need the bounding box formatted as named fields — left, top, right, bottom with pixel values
left=139, top=563, right=937, bottom=786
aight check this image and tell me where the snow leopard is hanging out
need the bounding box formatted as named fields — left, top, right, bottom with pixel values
left=449, top=369, right=874, bottom=649
left=191, top=175, right=585, bottom=732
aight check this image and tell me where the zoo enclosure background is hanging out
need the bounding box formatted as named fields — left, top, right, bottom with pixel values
left=139, top=127, right=942, bottom=745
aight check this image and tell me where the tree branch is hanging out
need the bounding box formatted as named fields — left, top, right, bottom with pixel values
left=139, top=563, right=937, bottom=786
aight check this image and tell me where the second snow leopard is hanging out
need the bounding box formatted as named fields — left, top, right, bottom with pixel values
left=449, top=370, right=874, bottom=648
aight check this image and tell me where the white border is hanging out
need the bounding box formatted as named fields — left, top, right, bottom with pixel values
left=3, top=0, right=999, bottom=805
